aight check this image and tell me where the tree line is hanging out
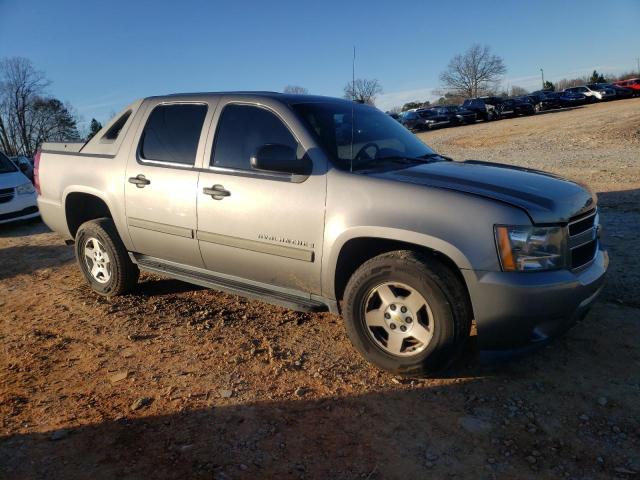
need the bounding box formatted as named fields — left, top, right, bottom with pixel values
left=4, top=51, right=636, bottom=158
left=288, top=44, right=637, bottom=112
left=395, top=46, right=638, bottom=111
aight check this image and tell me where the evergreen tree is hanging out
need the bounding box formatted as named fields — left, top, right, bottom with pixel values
left=86, top=118, right=103, bottom=141
left=542, top=81, right=555, bottom=91
left=589, top=70, right=606, bottom=83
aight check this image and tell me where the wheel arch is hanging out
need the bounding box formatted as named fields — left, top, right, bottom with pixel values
left=64, top=189, right=114, bottom=238
left=327, top=228, right=473, bottom=309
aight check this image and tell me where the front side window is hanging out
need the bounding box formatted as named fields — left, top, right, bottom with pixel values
left=140, top=104, right=207, bottom=165
left=212, top=104, right=298, bottom=170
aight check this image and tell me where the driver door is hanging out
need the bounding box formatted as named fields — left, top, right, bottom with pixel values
left=195, top=100, right=327, bottom=295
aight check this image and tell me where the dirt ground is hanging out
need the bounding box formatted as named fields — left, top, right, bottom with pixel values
left=1, top=99, right=639, bottom=480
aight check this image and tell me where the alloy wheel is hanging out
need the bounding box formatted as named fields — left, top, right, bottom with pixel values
left=83, top=237, right=112, bottom=284
left=363, top=281, right=434, bottom=357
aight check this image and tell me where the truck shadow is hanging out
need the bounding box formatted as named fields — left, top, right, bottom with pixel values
left=135, top=275, right=205, bottom=296
left=5, top=385, right=487, bottom=480
left=0, top=244, right=74, bottom=280
left=0, top=217, right=49, bottom=238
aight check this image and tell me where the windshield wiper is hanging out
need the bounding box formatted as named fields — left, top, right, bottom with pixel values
left=418, top=153, right=453, bottom=161
left=351, top=153, right=451, bottom=171
left=351, top=155, right=436, bottom=171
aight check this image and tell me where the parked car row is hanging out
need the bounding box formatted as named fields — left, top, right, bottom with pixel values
left=396, top=79, right=639, bottom=131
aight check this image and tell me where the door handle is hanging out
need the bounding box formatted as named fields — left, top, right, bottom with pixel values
left=203, top=184, right=231, bottom=200
left=128, top=174, right=151, bottom=188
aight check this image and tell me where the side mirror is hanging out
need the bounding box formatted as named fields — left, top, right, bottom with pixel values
left=250, top=144, right=311, bottom=176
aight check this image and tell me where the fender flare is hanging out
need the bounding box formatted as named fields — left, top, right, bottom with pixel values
left=323, top=226, right=472, bottom=299
left=62, top=186, right=133, bottom=250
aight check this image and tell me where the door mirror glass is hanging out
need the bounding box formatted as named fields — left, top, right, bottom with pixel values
left=250, top=144, right=310, bottom=175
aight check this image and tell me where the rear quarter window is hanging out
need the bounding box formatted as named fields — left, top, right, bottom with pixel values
left=102, top=110, right=132, bottom=141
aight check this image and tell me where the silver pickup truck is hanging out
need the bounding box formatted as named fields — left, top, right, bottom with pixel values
left=36, top=92, right=607, bottom=374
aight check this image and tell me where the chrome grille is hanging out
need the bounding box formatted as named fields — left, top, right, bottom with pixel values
left=0, top=187, right=15, bottom=204
left=568, top=209, right=598, bottom=269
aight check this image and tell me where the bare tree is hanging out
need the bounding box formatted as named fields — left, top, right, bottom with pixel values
left=510, top=85, right=529, bottom=96
left=0, top=57, right=79, bottom=156
left=0, top=57, right=50, bottom=155
left=343, top=78, right=382, bottom=105
left=283, top=85, right=308, bottom=94
left=439, top=44, right=506, bottom=98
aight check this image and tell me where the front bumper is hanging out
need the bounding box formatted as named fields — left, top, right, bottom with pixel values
left=0, top=191, right=39, bottom=224
left=462, top=247, right=608, bottom=351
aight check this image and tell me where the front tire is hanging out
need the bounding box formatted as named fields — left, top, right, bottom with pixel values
left=75, top=218, right=139, bottom=296
left=342, top=251, right=472, bottom=375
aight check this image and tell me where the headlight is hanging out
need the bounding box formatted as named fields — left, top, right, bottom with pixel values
left=494, top=225, right=567, bottom=271
left=16, top=182, right=35, bottom=195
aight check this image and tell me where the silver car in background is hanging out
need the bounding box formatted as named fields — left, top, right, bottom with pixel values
left=565, top=85, right=616, bottom=101
left=0, top=151, right=38, bottom=224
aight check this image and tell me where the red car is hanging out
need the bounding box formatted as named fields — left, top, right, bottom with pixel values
left=613, top=78, right=640, bottom=95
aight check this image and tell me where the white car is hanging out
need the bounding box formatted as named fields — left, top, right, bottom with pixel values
left=565, top=85, right=616, bottom=101
left=0, top=151, right=39, bottom=224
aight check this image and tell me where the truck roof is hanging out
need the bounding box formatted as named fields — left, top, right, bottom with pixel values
left=143, top=91, right=354, bottom=105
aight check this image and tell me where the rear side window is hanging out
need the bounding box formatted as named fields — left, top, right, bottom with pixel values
left=140, top=104, right=207, bottom=165
left=211, top=104, right=297, bottom=170
left=102, top=110, right=131, bottom=141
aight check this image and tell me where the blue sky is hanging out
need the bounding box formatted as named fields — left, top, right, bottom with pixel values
left=1, top=0, right=638, bottom=125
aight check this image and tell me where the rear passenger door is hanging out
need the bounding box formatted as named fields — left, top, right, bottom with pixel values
left=124, top=101, right=213, bottom=267
left=195, top=100, right=326, bottom=295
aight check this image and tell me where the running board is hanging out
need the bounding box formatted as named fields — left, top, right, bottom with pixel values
left=132, top=254, right=329, bottom=313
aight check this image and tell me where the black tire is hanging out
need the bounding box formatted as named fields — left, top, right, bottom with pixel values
left=75, top=218, right=139, bottom=296
left=342, top=250, right=472, bottom=376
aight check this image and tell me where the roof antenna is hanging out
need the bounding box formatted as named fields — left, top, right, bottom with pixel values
left=350, top=45, right=355, bottom=173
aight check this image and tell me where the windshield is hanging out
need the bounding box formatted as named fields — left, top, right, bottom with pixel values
left=292, top=101, right=438, bottom=171
left=0, top=152, right=18, bottom=174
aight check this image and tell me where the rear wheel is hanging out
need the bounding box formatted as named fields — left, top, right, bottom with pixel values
left=342, top=250, right=472, bottom=375
left=75, top=218, right=139, bottom=296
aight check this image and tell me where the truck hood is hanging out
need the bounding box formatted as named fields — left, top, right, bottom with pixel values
left=371, top=160, right=596, bottom=223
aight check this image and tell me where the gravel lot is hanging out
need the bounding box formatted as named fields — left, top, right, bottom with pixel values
left=1, top=98, right=639, bottom=479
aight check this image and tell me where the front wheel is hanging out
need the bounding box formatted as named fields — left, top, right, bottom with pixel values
left=75, top=218, right=139, bottom=296
left=342, top=251, right=472, bottom=375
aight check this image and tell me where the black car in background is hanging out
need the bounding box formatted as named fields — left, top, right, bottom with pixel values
left=461, top=97, right=501, bottom=121
left=558, top=90, right=588, bottom=106
left=400, top=108, right=454, bottom=131
left=399, top=110, right=426, bottom=131
left=496, top=97, right=535, bottom=117
left=610, top=85, right=634, bottom=99
left=415, top=108, right=454, bottom=129
left=589, top=83, right=634, bottom=100
left=435, top=105, right=477, bottom=124
left=527, top=91, right=564, bottom=112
